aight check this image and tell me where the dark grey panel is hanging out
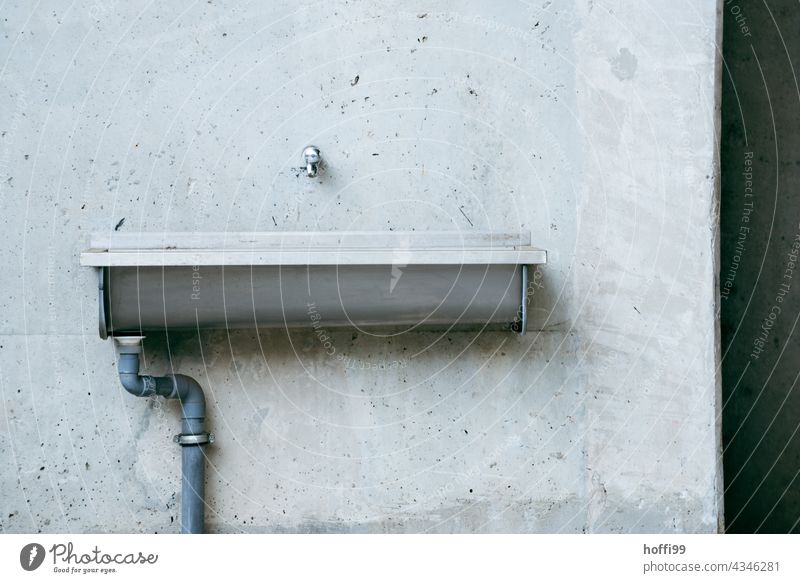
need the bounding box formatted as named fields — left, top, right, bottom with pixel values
left=106, top=264, right=523, bottom=334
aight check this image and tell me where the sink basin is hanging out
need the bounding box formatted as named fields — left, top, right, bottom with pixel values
left=80, top=231, right=546, bottom=337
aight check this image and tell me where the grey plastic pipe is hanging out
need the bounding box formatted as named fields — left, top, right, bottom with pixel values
left=115, top=336, right=210, bottom=534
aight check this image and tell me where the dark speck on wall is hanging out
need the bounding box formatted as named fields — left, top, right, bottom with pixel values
left=114, top=217, right=125, bottom=231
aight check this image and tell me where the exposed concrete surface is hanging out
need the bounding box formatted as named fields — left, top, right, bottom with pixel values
left=720, top=0, right=800, bottom=533
left=0, top=0, right=720, bottom=533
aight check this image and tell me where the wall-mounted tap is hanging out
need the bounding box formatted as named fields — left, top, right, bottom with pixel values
left=302, top=146, right=322, bottom=177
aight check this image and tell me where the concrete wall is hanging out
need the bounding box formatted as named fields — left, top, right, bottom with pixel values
left=720, top=0, right=800, bottom=533
left=0, top=0, right=722, bottom=533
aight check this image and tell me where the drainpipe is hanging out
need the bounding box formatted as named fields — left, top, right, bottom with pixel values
left=114, top=336, right=212, bottom=534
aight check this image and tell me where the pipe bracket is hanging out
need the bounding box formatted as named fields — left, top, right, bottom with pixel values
left=173, top=432, right=214, bottom=446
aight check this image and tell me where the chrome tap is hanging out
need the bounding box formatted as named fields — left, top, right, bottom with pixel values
left=302, top=146, right=322, bottom=178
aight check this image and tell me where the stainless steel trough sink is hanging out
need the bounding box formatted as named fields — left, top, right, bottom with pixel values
left=80, top=231, right=546, bottom=337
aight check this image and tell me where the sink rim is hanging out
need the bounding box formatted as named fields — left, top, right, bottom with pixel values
left=81, top=231, right=547, bottom=267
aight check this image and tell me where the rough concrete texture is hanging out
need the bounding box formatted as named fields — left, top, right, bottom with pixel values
left=720, top=0, right=800, bottom=533
left=0, top=0, right=721, bottom=533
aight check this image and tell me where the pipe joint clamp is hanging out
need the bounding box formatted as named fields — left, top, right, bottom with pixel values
left=173, top=432, right=214, bottom=446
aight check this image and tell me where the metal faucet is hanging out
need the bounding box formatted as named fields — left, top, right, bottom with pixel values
left=302, top=146, right=322, bottom=177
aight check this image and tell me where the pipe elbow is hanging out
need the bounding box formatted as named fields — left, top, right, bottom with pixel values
left=168, top=374, right=206, bottom=422
left=117, top=350, right=172, bottom=398
left=119, top=372, right=150, bottom=397
left=118, top=352, right=148, bottom=396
